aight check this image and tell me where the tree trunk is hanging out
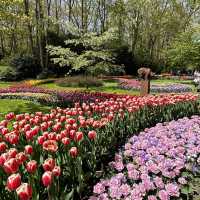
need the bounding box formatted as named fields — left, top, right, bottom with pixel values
left=24, top=0, right=34, bottom=54
left=68, top=0, right=72, bottom=22
left=35, top=0, right=44, bottom=69
left=0, top=34, right=5, bottom=56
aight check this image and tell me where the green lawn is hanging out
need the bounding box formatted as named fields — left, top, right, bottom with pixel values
left=40, top=78, right=196, bottom=95
left=40, top=80, right=140, bottom=96
left=0, top=99, right=51, bottom=119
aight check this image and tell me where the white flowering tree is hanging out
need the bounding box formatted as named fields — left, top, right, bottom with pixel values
left=47, top=28, right=125, bottom=76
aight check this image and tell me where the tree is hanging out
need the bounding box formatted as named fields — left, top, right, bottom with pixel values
left=47, top=28, right=125, bottom=75
left=167, top=27, right=200, bottom=71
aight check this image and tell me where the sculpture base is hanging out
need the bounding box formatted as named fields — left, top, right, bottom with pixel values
left=140, top=80, right=150, bottom=96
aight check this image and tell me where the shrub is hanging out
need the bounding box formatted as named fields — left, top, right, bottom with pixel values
left=56, top=76, right=103, bottom=88
left=0, top=66, right=18, bottom=81
left=10, top=55, right=42, bottom=80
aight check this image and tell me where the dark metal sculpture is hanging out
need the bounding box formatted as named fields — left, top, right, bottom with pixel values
left=137, top=67, right=152, bottom=95
left=137, top=67, right=152, bottom=80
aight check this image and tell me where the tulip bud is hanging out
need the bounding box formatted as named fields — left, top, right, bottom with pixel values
left=24, top=145, right=33, bottom=155
left=24, top=124, right=31, bottom=132
left=62, top=137, right=70, bottom=146
left=1, top=128, right=8, bottom=135
left=37, top=135, right=45, bottom=145
left=25, top=130, right=33, bottom=140
left=7, top=173, right=21, bottom=191
left=42, top=171, right=53, bottom=187
left=8, top=148, right=18, bottom=158
left=16, top=183, right=32, bottom=200
left=16, top=152, right=27, bottom=165
left=0, top=153, right=8, bottom=166
left=52, top=166, right=61, bottom=177
left=88, top=130, right=97, bottom=140
left=26, top=160, right=37, bottom=174
left=8, top=133, right=19, bottom=145
left=69, top=147, right=78, bottom=158
left=3, top=158, right=19, bottom=174
left=75, top=132, right=83, bottom=141
left=5, top=112, right=15, bottom=120
left=43, top=158, right=55, bottom=171
left=69, top=130, right=76, bottom=140
left=0, top=142, right=7, bottom=152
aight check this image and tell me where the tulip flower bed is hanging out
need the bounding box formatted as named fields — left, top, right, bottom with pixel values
left=0, top=93, right=199, bottom=200
left=0, top=93, right=59, bottom=106
left=118, top=78, right=193, bottom=93
left=90, top=116, right=200, bottom=200
left=0, top=84, right=124, bottom=107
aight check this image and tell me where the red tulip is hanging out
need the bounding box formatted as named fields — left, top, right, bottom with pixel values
left=1, top=128, right=8, bottom=135
left=16, top=183, right=32, bottom=200
left=75, top=131, right=83, bottom=141
left=88, top=130, right=97, bottom=140
left=42, top=171, right=53, bottom=187
left=56, top=134, right=61, bottom=141
left=24, top=145, right=33, bottom=155
left=79, top=120, right=86, bottom=127
left=43, top=158, right=55, bottom=171
left=37, top=135, right=45, bottom=145
left=42, top=131, right=49, bottom=139
left=60, top=130, right=68, bottom=138
left=67, top=118, right=75, bottom=125
left=69, top=147, right=78, bottom=158
left=43, top=140, right=58, bottom=153
left=8, top=148, right=18, bottom=158
left=26, top=160, right=37, bottom=174
left=48, top=132, right=56, bottom=140
left=3, top=158, right=19, bottom=174
left=41, top=122, right=48, bottom=131
left=7, top=173, right=21, bottom=191
left=0, top=142, right=7, bottom=152
left=0, top=153, right=8, bottom=166
left=62, top=137, right=70, bottom=146
left=32, top=126, right=40, bottom=136
left=25, top=130, right=33, bottom=140
left=24, top=124, right=31, bottom=132
left=60, top=116, right=66, bottom=122
left=8, top=133, right=19, bottom=145
left=0, top=120, right=8, bottom=127
left=16, top=152, right=27, bottom=165
left=52, top=166, right=61, bottom=177
left=16, top=114, right=24, bottom=121
left=47, top=120, right=53, bottom=127
left=69, top=130, right=76, bottom=140
left=53, top=123, right=61, bottom=132
left=5, top=112, right=15, bottom=120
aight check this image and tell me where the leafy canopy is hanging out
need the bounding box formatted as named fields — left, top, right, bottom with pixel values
left=47, top=27, right=124, bottom=75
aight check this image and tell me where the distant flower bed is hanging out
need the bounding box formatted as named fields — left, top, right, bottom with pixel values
left=118, top=78, right=141, bottom=90
left=0, top=93, right=58, bottom=105
left=118, top=78, right=193, bottom=93
left=90, top=116, right=200, bottom=200
left=0, top=84, right=125, bottom=106
left=151, top=84, right=192, bottom=93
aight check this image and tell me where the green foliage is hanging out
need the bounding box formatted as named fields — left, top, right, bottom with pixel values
left=56, top=76, right=103, bottom=88
left=167, top=28, right=200, bottom=70
left=86, top=62, right=125, bottom=76
left=10, top=55, right=41, bottom=80
left=47, top=28, right=124, bottom=75
left=0, top=67, right=17, bottom=81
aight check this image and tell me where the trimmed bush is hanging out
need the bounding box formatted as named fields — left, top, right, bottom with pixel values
left=56, top=76, right=103, bottom=88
